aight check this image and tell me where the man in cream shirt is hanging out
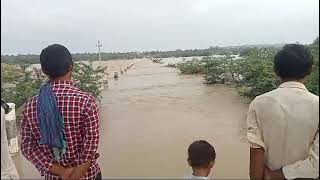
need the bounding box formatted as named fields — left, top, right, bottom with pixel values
left=1, top=100, right=19, bottom=179
left=246, top=44, right=319, bottom=179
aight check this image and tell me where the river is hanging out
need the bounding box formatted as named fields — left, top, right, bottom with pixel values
left=13, top=59, right=250, bottom=179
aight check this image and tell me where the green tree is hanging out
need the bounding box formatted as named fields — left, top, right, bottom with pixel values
left=306, top=37, right=319, bottom=95
left=1, top=62, right=108, bottom=122
left=72, top=62, right=107, bottom=100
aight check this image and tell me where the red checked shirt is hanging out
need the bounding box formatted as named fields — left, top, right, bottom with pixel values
left=20, top=80, right=100, bottom=179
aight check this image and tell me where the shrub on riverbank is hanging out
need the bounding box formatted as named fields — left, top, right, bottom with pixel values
left=73, top=63, right=107, bottom=100
left=1, top=62, right=108, bottom=122
left=233, top=57, right=280, bottom=98
left=176, top=58, right=204, bottom=74
left=202, top=57, right=234, bottom=84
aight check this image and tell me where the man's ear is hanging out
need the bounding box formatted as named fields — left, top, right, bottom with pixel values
left=69, top=64, right=73, bottom=71
left=187, top=158, right=192, bottom=166
left=209, top=161, right=214, bottom=168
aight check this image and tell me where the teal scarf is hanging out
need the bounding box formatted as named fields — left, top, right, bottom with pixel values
left=37, top=83, right=67, bottom=161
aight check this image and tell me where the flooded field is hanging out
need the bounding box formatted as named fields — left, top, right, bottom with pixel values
left=13, top=59, right=250, bottom=179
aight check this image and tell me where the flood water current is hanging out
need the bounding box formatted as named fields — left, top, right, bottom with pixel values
left=13, top=59, right=250, bottom=179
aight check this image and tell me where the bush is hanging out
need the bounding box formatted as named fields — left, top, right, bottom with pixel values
left=202, top=57, right=233, bottom=84
left=233, top=58, right=280, bottom=98
left=1, top=62, right=107, bottom=113
left=176, top=58, right=204, bottom=74
left=306, top=67, right=319, bottom=94
left=1, top=64, right=40, bottom=108
left=72, top=62, right=107, bottom=100
left=305, top=40, right=319, bottom=95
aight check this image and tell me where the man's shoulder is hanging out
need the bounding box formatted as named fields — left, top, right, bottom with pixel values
left=68, top=85, right=89, bottom=96
left=66, top=86, right=96, bottom=101
left=69, top=87, right=98, bottom=107
left=76, top=89, right=96, bottom=102
left=305, top=91, right=319, bottom=101
left=20, top=95, right=39, bottom=116
left=252, top=87, right=319, bottom=108
left=24, top=95, right=38, bottom=107
left=252, top=89, right=279, bottom=104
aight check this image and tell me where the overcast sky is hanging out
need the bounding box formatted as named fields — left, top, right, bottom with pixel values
left=1, top=0, right=319, bottom=55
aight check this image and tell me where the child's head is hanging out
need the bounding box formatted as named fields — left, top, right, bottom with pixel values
left=187, top=140, right=216, bottom=177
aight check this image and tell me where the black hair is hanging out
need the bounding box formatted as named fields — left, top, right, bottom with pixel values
left=40, top=44, right=73, bottom=78
left=274, top=44, right=313, bottom=79
left=188, top=140, right=216, bottom=167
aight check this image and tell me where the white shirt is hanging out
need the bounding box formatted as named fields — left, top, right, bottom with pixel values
left=1, top=107, right=19, bottom=179
left=246, top=81, right=319, bottom=179
left=184, top=174, right=208, bottom=179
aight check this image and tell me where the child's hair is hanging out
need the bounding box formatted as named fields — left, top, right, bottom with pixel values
left=188, top=140, right=216, bottom=167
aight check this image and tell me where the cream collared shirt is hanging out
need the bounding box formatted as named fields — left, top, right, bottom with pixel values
left=246, top=81, right=319, bottom=179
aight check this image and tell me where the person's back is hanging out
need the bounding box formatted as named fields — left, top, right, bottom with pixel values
left=251, top=82, right=318, bottom=170
left=22, top=81, right=100, bottom=178
left=247, top=44, right=319, bottom=179
left=20, top=44, right=101, bottom=179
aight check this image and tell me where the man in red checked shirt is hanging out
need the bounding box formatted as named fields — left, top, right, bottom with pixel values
left=20, top=44, right=101, bottom=179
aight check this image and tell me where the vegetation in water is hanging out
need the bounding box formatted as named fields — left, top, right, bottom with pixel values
left=176, top=58, right=205, bottom=74
left=175, top=38, right=319, bottom=99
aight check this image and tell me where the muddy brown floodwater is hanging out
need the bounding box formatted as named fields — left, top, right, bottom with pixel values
left=13, top=59, right=250, bottom=179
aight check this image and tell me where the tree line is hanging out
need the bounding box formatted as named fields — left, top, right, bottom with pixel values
left=1, top=44, right=284, bottom=64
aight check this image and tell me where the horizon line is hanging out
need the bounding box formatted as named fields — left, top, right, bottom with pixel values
left=1, top=41, right=312, bottom=56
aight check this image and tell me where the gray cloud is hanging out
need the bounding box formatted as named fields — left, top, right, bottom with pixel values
left=1, top=0, right=319, bottom=55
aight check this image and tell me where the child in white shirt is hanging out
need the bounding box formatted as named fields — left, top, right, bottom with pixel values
left=184, top=140, right=216, bottom=179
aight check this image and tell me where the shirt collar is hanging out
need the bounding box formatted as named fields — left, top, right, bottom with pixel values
left=47, top=80, right=75, bottom=87
left=190, top=174, right=209, bottom=179
left=278, top=81, right=307, bottom=90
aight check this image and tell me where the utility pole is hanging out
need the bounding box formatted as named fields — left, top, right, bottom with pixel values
left=96, top=40, right=102, bottom=66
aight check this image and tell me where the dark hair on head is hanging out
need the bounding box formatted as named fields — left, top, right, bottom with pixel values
left=274, top=44, right=313, bottom=79
left=188, top=140, right=216, bottom=167
left=40, top=44, right=73, bottom=78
